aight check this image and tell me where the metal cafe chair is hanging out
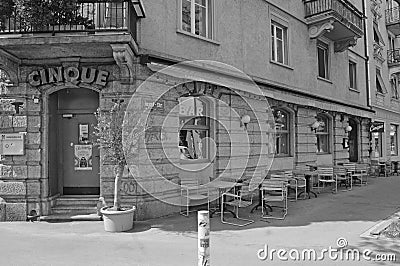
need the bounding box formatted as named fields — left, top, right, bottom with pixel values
left=220, top=180, right=256, bottom=227
left=333, top=166, right=352, bottom=191
left=354, top=163, right=369, bottom=185
left=283, top=170, right=306, bottom=201
left=180, top=178, right=209, bottom=217
left=343, top=163, right=356, bottom=186
left=261, top=179, right=288, bottom=220
left=317, top=167, right=337, bottom=194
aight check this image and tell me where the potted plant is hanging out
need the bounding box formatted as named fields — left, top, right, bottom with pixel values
left=94, top=98, right=146, bottom=232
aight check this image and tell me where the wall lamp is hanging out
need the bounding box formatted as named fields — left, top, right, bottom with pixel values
left=345, top=125, right=353, bottom=133
left=241, top=115, right=251, bottom=129
left=310, top=120, right=321, bottom=132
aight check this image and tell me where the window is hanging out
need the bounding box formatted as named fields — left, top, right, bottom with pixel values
left=273, top=109, right=290, bottom=156
left=181, top=0, right=213, bottom=39
left=390, top=124, right=398, bottom=156
left=373, top=132, right=383, bottom=158
left=0, top=69, right=10, bottom=95
left=349, top=61, right=357, bottom=90
left=315, top=114, right=330, bottom=153
left=179, top=96, right=210, bottom=161
left=391, top=75, right=399, bottom=99
left=271, top=22, right=288, bottom=64
left=376, top=68, right=387, bottom=94
left=317, top=41, right=329, bottom=79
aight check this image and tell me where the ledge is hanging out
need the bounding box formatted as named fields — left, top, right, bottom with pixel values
left=317, top=77, right=333, bottom=84
left=270, top=60, right=294, bottom=70
left=176, top=29, right=220, bottom=45
left=349, top=88, right=360, bottom=93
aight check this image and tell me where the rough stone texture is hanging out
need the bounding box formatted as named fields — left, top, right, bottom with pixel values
left=5, top=203, right=26, bottom=221
left=12, top=116, right=27, bottom=128
left=0, top=115, right=13, bottom=128
left=0, top=164, right=13, bottom=178
left=12, top=165, right=28, bottom=179
left=0, top=198, right=5, bottom=222
left=0, top=182, right=26, bottom=195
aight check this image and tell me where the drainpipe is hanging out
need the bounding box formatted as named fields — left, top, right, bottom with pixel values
left=363, top=0, right=372, bottom=109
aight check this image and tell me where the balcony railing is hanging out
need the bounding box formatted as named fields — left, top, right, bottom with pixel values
left=0, top=0, right=138, bottom=38
left=388, top=49, right=400, bottom=65
left=304, top=0, right=364, bottom=33
left=386, top=7, right=400, bottom=25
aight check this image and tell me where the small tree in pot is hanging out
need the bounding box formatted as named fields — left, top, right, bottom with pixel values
left=94, top=98, right=146, bottom=231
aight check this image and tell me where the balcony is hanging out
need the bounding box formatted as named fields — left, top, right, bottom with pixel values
left=388, top=49, right=400, bottom=66
left=0, top=0, right=141, bottom=38
left=304, top=0, right=364, bottom=52
left=0, top=0, right=145, bottom=62
left=386, top=7, right=400, bottom=36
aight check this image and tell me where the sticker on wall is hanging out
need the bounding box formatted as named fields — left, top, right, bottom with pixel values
left=78, top=124, right=89, bottom=144
left=74, top=144, right=93, bottom=171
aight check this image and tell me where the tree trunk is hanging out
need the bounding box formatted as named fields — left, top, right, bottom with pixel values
left=112, top=164, right=124, bottom=211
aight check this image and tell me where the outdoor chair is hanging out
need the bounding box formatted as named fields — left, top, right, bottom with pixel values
left=221, top=180, right=256, bottom=226
left=354, top=163, right=368, bottom=185
left=180, top=178, right=209, bottom=217
left=343, top=163, right=357, bottom=185
left=261, top=179, right=288, bottom=220
left=317, top=167, right=337, bottom=194
left=283, top=170, right=306, bottom=201
left=333, top=166, right=352, bottom=191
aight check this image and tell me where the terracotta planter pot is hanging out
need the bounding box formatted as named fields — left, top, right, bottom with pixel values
left=100, top=206, right=135, bottom=232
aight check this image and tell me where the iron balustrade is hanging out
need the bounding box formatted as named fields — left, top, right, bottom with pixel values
left=0, top=0, right=137, bottom=38
left=386, top=6, right=400, bottom=25
left=304, top=0, right=363, bottom=33
left=388, top=49, right=400, bottom=64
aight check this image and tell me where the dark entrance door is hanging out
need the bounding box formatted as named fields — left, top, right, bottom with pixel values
left=349, top=119, right=358, bottom=162
left=48, top=88, right=100, bottom=195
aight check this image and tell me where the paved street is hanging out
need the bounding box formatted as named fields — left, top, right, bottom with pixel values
left=1, top=176, right=400, bottom=266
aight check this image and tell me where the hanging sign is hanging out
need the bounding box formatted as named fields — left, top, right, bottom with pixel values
left=74, top=145, right=93, bottom=171
left=370, top=121, right=385, bottom=132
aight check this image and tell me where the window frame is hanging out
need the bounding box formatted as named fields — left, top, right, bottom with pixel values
left=317, top=41, right=330, bottom=80
left=271, top=21, right=288, bottom=65
left=273, top=108, right=291, bottom=157
left=373, top=131, right=383, bottom=158
left=179, top=0, right=214, bottom=40
left=390, top=124, right=398, bottom=156
left=315, top=114, right=331, bottom=154
left=349, top=60, right=357, bottom=90
left=390, top=75, right=399, bottom=99
left=376, top=68, right=387, bottom=94
left=178, top=96, right=211, bottom=163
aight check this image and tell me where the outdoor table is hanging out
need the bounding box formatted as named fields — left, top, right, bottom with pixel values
left=294, top=170, right=318, bottom=199
left=206, top=180, right=238, bottom=218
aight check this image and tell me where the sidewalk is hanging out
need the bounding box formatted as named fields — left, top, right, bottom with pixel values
left=0, top=176, right=399, bottom=266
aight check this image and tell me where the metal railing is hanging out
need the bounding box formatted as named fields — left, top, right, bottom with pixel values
left=387, top=49, right=400, bottom=64
left=386, top=7, right=400, bottom=25
left=0, top=0, right=137, bottom=37
left=304, top=0, right=364, bottom=33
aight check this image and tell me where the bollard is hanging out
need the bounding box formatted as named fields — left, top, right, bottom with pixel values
left=198, top=210, right=210, bottom=266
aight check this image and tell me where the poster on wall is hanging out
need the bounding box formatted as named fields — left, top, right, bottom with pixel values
left=78, top=124, right=89, bottom=143
left=74, top=145, right=93, bottom=171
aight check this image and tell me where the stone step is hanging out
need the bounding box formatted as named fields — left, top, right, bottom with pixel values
left=40, top=213, right=102, bottom=222
left=52, top=206, right=97, bottom=215
left=56, top=195, right=99, bottom=206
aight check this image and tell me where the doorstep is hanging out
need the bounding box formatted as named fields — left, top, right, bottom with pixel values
left=39, top=213, right=102, bottom=223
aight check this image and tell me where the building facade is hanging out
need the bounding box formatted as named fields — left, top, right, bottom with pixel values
left=0, top=0, right=378, bottom=221
left=370, top=0, right=400, bottom=163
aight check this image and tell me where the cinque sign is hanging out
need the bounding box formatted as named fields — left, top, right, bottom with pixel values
left=28, top=66, right=109, bottom=87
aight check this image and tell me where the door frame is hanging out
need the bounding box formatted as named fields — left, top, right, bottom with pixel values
left=43, top=85, right=101, bottom=197
left=348, top=118, right=360, bottom=163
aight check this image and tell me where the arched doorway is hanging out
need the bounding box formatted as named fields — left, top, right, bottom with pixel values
left=48, top=87, right=100, bottom=195
left=349, top=118, right=359, bottom=162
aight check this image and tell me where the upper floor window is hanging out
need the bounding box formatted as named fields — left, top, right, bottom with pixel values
left=271, top=22, right=288, bottom=65
left=391, top=75, right=399, bottom=99
left=273, top=108, right=290, bottom=156
left=179, top=96, right=210, bottom=161
left=317, top=41, right=329, bottom=79
left=0, top=69, right=10, bottom=95
left=315, top=114, right=330, bottom=154
left=349, top=61, right=357, bottom=90
left=376, top=68, right=387, bottom=94
left=181, top=0, right=213, bottom=39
